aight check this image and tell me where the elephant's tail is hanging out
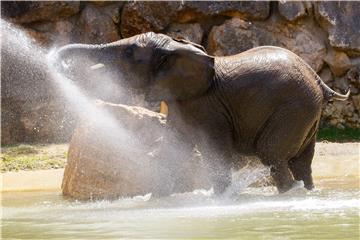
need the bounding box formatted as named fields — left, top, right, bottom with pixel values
left=295, top=51, right=351, bottom=101
left=316, top=75, right=350, bottom=101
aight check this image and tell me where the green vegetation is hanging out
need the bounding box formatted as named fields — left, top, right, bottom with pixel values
left=1, top=144, right=68, bottom=172
left=317, top=127, right=360, bottom=142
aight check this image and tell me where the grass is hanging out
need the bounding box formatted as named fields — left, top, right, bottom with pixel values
left=1, top=144, right=68, bottom=172
left=317, top=127, right=360, bottom=142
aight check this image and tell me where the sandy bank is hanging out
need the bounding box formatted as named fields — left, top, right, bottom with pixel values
left=1, top=142, right=358, bottom=192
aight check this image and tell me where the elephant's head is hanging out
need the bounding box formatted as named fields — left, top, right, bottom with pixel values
left=54, top=32, right=214, bottom=101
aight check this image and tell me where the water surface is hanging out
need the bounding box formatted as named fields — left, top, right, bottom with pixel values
left=2, top=177, right=359, bottom=239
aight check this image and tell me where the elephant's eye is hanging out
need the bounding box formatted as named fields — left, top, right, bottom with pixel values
left=124, top=47, right=133, bottom=59
left=156, top=54, right=169, bottom=70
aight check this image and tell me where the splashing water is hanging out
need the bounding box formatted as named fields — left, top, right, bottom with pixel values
left=2, top=19, right=359, bottom=239
left=46, top=51, right=139, bottom=148
left=2, top=18, right=142, bottom=157
left=2, top=18, right=269, bottom=194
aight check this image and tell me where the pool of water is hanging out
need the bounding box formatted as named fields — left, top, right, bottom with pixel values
left=2, top=177, right=359, bottom=239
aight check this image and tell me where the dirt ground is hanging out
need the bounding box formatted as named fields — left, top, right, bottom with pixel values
left=313, top=142, right=359, bottom=178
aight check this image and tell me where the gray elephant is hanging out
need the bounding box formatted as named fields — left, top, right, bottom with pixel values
left=55, top=32, right=349, bottom=194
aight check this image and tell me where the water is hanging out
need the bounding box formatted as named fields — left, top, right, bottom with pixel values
left=2, top=19, right=149, bottom=163
left=1, top=19, right=359, bottom=239
left=2, top=178, right=359, bottom=239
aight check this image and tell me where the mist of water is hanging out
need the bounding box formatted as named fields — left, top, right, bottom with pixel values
left=2, top=19, right=139, bottom=153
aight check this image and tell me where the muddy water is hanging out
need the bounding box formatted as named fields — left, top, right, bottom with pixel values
left=2, top=174, right=359, bottom=238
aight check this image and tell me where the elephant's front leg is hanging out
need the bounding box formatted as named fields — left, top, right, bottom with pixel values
left=209, top=153, right=232, bottom=194
left=198, top=141, right=233, bottom=194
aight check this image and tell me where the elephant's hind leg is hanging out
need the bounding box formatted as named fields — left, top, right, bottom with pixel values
left=255, top=103, right=317, bottom=193
left=289, top=136, right=316, bottom=190
left=269, top=163, right=295, bottom=193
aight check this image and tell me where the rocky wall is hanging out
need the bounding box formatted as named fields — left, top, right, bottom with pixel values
left=1, top=1, right=359, bottom=144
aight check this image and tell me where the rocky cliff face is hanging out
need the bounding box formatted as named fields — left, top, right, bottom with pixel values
left=1, top=1, right=359, bottom=144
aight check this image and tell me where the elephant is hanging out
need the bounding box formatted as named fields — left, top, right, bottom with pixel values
left=54, top=32, right=349, bottom=194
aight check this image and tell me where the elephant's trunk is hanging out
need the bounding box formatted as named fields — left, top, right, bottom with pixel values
left=53, top=44, right=107, bottom=74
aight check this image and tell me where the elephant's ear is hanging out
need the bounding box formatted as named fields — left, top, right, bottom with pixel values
left=151, top=47, right=214, bottom=101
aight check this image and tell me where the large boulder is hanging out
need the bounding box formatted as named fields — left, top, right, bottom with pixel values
left=166, top=23, right=204, bottom=45
left=314, top=1, right=360, bottom=56
left=207, top=17, right=326, bottom=72
left=120, top=1, right=270, bottom=38
left=77, top=4, right=121, bottom=44
left=62, top=101, right=210, bottom=200
left=120, top=2, right=178, bottom=38
left=17, top=17, right=79, bottom=47
left=1, top=20, right=75, bottom=144
left=278, top=1, right=307, bottom=22
left=19, top=100, right=76, bottom=143
left=324, top=49, right=352, bottom=77
left=1, top=102, right=24, bottom=145
left=1, top=1, right=80, bottom=23
left=178, top=1, right=270, bottom=21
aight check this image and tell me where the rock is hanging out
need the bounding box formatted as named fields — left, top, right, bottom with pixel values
left=121, top=2, right=179, bottom=38
left=333, top=76, right=350, bottom=94
left=24, top=17, right=78, bottom=47
left=315, top=1, right=360, bottom=56
left=62, top=101, right=210, bottom=200
left=278, top=1, right=306, bottom=22
left=178, top=1, right=270, bottom=21
left=319, top=67, right=333, bottom=85
left=1, top=99, right=74, bottom=145
left=88, top=1, right=118, bottom=7
left=322, top=100, right=359, bottom=129
left=2, top=1, right=80, bottom=23
left=352, top=95, right=360, bottom=112
left=1, top=20, right=76, bottom=144
left=78, top=5, right=120, bottom=44
left=347, top=66, right=360, bottom=88
left=323, top=49, right=352, bottom=77
left=120, top=1, right=270, bottom=38
left=1, top=101, right=24, bottom=145
left=24, top=28, right=52, bottom=46
left=351, top=95, right=360, bottom=112
left=53, top=20, right=76, bottom=46
left=101, top=2, right=124, bottom=25
left=207, top=17, right=326, bottom=71
left=207, top=18, right=277, bottom=56
left=19, top=100, right=76, bottom=143
left=166, top=23, right=204, bottom=44
left=1, top=22, right=51, bottom=102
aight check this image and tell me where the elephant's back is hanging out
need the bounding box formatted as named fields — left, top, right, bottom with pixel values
left=216, top=46, right=323, bottom=105
left=214, top=46, right=323, bottom=149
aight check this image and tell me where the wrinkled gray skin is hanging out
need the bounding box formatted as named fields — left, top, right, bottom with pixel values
left=55, top=32, right=349, bottom=194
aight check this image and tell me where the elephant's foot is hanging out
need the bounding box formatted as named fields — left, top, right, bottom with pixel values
left=270, top=164, right=295, bottom=193
left=212, top=170, right=232, bottom=194
left=303, top=175, right=314, bottom=190
left=289, top=136, right=316, bottom=191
